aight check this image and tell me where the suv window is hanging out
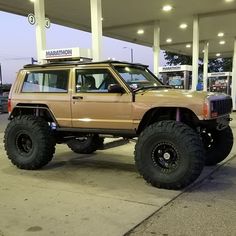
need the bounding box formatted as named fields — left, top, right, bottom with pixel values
left=22, top=70, right=69, bottom=93
left=75, top=69, right=118, bottom=93
left=115, top=66, right=161, bottom=90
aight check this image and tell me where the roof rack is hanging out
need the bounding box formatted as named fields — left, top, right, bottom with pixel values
left=23, top=60, right=149, bottom=69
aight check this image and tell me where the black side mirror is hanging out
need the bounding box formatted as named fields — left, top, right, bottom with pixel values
left=108, top=84, right=125, bottom=93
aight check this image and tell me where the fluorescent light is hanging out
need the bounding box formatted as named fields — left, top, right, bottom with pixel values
left=225, top=0, right=234, bottom=2
left=219, top=40, right=226, bottom=45
left=137, top=29, right=144, bottom=35
left=179, top=23, right=188, bottom=29
left=186, top=44, right=191, bottom=48
left=162, top=5, right=173, bottom=12
left=29, top=0, right=34, bottom=2
left=216, top=53, right=221, bottom=57
left=218, top=32, right=224, bottom=37
left=166, top=38, right=172, bottom=43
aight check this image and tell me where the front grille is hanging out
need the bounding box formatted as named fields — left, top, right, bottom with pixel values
left=211, top=97, right=232, bottom=116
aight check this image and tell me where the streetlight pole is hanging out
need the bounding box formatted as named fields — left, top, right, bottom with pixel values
left=0, top=63, right=2, bottom=95
left=123, top=47, right=134, bottom=63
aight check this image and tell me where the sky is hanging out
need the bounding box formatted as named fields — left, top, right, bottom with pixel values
left=0, top=11, right=166, bottom=84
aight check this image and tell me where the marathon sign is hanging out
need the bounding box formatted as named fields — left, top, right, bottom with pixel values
left=46, top=49, right=73, bottom=58
left=159, top=65, right=192, bottom=73
left=208, top=72, right=232, bottom=77
left=43, top=47, right=92, bottom=60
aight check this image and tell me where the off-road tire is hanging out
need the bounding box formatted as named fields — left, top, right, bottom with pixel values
left=135, top=121, right=205, bottom=190
left=67, top=135, right=104, bottom=154
left=4, top=115, right=56, bottom=169
left=203, top=126, right=233, bottom=166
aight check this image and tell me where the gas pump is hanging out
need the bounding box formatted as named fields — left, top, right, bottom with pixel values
left=159, top=65, right=192, bottom=90
left=207, top=72, right=232, bottom=95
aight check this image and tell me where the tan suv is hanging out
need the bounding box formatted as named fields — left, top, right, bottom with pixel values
left=4, top=61, right=233, bottom=189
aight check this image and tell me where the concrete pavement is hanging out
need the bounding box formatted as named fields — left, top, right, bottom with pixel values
left=0, top=114, right=236, bottom=236
left=127, top=115, right=236, bottom=236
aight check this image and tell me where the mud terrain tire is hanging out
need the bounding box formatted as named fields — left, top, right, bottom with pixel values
left=4, top=115, right=56, bottom=169
left=202, top=126, right=233, bottom=166
left=135, top=121, right=205, bottom=190
left=67, top=135, right=104, bottom=154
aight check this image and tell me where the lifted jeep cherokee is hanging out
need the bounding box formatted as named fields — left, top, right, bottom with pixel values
left=4, top=61, right=233, bottom=189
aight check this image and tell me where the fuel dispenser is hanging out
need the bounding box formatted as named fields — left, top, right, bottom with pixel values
left=159, top=65, right=192, bottom=89
left=207, top=72, right=232, bottom=95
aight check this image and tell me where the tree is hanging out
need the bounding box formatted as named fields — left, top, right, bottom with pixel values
left=163, top=51, right=232, bottom=72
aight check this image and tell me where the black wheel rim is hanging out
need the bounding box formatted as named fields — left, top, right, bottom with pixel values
left=151, top=142, right=180, bottom=172
left=201, top=130, right=214, bottom=149
left=16, top=132, right=33, bottom=155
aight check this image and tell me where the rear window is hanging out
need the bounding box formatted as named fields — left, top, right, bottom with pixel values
left=22, top=70, right=69, bottom=93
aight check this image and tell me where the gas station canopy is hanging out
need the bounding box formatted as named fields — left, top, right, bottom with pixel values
left=0, top=0, right=236, bottom=58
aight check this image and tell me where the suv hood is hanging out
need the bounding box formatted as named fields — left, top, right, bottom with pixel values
left=135, top=89, right=229, bottom=119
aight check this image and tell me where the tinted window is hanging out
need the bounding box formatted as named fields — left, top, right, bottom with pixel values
left=75, top=69, right=118, bottom=93
left=22, top=70, right=69, bottom=93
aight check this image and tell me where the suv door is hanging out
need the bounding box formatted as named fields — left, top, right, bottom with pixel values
left=71, top=67, right=133, bottom=130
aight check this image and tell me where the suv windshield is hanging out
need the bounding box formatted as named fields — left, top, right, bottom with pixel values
left=114, top=65, right=162, bottom=90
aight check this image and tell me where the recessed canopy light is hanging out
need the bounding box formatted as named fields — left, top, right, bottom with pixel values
left=225, top=0, right=234, bottom=2
left=186, top=44, right=191, bottom=48
left=219, top=40, right=226, bottom=45
left=166, top=38, right=172, bottom=43
left=216, top=53, right=221, bottom=57
left=101, top=17, right=104, bottom=21
left=162, top=5, right=173, bottom=12
left=180, top=23, right=188, bottom=29
left=218, top=32, right=224, bottom=37
left=137, top=29, right=144, bottom=35
left=202, top=50, right=205, bottom=53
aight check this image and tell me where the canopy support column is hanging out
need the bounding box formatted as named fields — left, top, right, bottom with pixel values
left=203, top=42, right=209, bottom=91
left=90, top=0, right=103, bottom=61
left=153, top=21, right=160, bottom=77
left=34, top=0, right=46, bottom=64
left=192, top=16, right=199, bottom=91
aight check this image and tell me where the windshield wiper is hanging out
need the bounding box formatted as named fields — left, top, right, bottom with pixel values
left=133, top=85, right=173, bottom=93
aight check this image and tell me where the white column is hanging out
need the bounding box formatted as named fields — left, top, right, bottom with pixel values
left=34, top=0, right=46, bottom=64
left=153, top=21, right=160, bottom=77
left=232, top=38, right=236, bottom=110
left=203, top=42, right=209, bottom=91
left=192, top=16, right=199, bottom=91
left=90, top=0, right=103, bottom=61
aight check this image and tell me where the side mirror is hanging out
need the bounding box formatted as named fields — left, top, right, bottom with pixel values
left=108, top=84, right=125, bottom=93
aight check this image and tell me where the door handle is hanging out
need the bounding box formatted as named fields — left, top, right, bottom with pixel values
left=72, top=96, right=83, bottom=100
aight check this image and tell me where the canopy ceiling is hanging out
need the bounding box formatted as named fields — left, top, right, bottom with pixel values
left=0, top=0, right=236, bottom=58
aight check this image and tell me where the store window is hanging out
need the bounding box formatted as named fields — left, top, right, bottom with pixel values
left=75, top=69, right=118, bottom=93
left=22, top=70, right=69, bottom=93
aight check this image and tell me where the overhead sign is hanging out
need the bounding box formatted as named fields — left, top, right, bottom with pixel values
left=28, top=13, right=36, bottom=25
left=27, top=13, right=51, bottom=28
left=45, top=17, right=51, bottom=28
left=43, top=47, right=92, bottom=60
left=159, top=65, right=192, bottom=73
left=208, top=72, right=232, bottom=77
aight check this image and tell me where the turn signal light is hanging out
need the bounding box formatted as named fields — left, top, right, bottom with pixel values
left=203, top=102, right=209, bottom=118
left=8, top=99, right=12, bottom=113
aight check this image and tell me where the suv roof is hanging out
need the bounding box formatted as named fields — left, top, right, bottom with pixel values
left=23, top=60, right=149, bottom=69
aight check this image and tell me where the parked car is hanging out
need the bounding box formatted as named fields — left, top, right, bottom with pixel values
left=0, top=95, right=8, bottom=113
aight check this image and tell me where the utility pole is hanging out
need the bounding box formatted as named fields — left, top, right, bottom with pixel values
left=123, top=47, right=134, bottom=63
left=0, top=63, right=2, bottom=95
